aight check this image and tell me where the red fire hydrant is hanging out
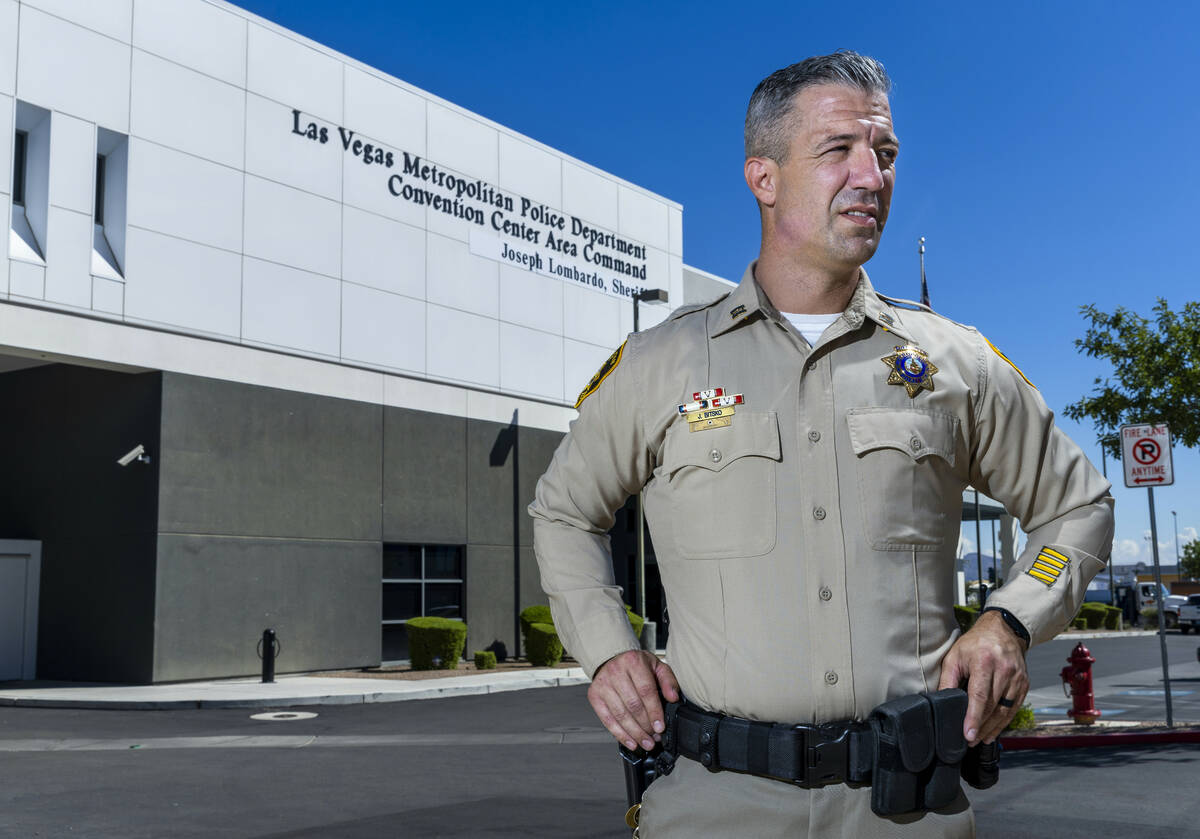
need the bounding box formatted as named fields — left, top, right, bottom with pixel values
left=1060, top=642, right=1101, bottom=725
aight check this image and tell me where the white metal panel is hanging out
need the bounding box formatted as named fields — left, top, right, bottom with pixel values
left=500, top=322, right=564, bottom=402
left=563, top=282, right=621, bottom=348
left=0, top=93, right=11, bottom=194
left=43, top=207, right=93, bottom=307
left=498, top=134, right=561, bottom=215
left=563, top=338, right=614, bottom=405
left=23, top=0, right=132, bottom=43
left=126, top=139, right=243, bottom=253
left=132, top=0, right=247, bottom=87
left=245, top=94, right=341, bottom=202
left=668, top=206, right=683, bottom=257
left=427, top=102, right=498, bottom=184
left=426, top=303, right=499, bottom=388
left=241, top=256, right=340, bottom=358
left=342, top=148, right=424, bottom=229
left=246, top=23, right=342, bottom=124
left=425, top=233, right=498, bottom=319
left=341, top=206, right=425, bottom=300
left=8, top=259, right=44, bottom=299
left=497, top=261, right=563, bottom=336
left=343, top=66, right=425, bottom=157
left=130, top=49, right=244, bottom=170
left=92, top=276, right=123, bottom=315
left=0, top=1, right=15, bottom=96
left=123, top=226, right=241, bottom=337
left=243, top=175, right=341, bottom=279
left=48, top=111, right=96, bottom=214
left=16, top=7, right=131, bottom=130
left=340, top=282, right=425, bottom=374
left=618, top=185, right=669, bottom=253
left=562, top=160, right=618, bottom=232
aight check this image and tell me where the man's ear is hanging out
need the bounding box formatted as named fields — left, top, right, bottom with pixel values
left=744, top=156, right=777, bottom=207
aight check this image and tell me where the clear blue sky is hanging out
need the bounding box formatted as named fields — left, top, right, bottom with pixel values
left=232, top=0, right=1199, bottom=572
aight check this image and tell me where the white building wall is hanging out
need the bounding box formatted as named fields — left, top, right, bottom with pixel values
left=2, top=0, right=682, bottom=418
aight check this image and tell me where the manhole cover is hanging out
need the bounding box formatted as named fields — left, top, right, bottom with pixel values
left=250, top=711, right=318, bottom=721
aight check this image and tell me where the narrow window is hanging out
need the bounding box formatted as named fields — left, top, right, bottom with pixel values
left=94, top=154, right=105, bottom=225
left=12, top=130, right=27, bottom=206
left=381, top=544, right=466, bottom=664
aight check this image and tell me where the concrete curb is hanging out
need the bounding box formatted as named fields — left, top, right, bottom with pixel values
left=0, top=670, right=590, bottom=710
left=1002, top=728, right=1200, bottom=750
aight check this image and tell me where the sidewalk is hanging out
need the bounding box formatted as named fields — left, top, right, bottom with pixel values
left=0, top=666, right=589, bottom=710
left=0, top=628, right=1175, bottom=711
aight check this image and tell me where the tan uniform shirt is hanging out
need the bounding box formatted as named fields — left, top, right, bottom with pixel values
left=529, top=264, right=1114, bottom=725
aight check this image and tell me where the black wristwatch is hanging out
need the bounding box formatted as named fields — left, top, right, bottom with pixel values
left=982, top=606, right=1031, bottom=647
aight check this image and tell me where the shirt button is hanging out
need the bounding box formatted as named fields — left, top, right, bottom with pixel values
left=910, top=436, right=923, bottom=452
left=709, top=448, right=722, bottom=463
left=813, top=507, right=826, bottom=521
left=819, top=587, right=832, bottom=602
left=808, top=429, right=821, bottom=443
left=806, top=361, right=817, bottom=373
left=824, top=671, right=839, bottom=686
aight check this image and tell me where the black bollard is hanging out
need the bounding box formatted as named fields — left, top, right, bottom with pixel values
left=261, top=628, right=276, bottom=683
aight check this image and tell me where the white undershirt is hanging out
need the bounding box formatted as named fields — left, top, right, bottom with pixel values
left=782, top=311, right=841, bottom=347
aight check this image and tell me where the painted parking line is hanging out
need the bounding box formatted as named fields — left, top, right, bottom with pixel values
left=1116, top=689, right=1195, bottom=697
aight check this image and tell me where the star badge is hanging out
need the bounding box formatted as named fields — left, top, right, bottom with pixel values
left=881, top=345, right=938, bottom=398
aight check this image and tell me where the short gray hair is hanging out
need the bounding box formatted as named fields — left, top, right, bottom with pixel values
left=745, top=50, right=892, bottom=162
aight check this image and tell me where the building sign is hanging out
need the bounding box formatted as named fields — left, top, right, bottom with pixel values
left=1121, top=423, right=1174, bottom=488
left=290, top=109, right=653, bottom=302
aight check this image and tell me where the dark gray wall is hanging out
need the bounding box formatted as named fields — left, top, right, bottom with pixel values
left=0, top=364, right=161, bottom=682
left=155, top=374, right=383, bottom=681
left=154, top=534, right=379, bottom=682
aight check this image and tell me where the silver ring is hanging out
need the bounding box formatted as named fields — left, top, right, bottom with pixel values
left=997, top=697, right=1015, bottom=708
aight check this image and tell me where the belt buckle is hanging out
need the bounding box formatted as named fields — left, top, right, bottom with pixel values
left=795, top=723, right=851, bottom=787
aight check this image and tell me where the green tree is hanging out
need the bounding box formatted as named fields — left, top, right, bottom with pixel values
left=1064, top=299, right=1200, bottom=459
left=1181, top=540, right=1200, bottom=581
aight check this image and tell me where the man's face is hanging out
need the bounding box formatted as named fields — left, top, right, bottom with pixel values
left=764, top=83, right=898, bottom=273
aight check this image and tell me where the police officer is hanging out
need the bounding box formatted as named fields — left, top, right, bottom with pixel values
left=529, top=51, right=1113, bottom=837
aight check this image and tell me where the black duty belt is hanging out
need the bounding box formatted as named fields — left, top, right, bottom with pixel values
left=663, top=700, right=874, bottom=787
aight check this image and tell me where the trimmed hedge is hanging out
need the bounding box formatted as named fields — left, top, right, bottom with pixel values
left=474, top=650, right=498, bottom=670
left=520, top=605, right=553, bottom=636
left=1005, top=703, right=1036, bottom=731
left=526, top=622, right=564, bottom=666
left=406, top=617, right=467, bottom=670
left=519, top=604, right=646, bottom=662
left=625, top=606, right=645, bottom=640
left=1077, top=602, right=1109, bottom=629
left=1072, top=616, right=1087, bottom=629
left=1103, top=606, right=1122, bottom=630
left=954, top=605, right=979, bottom=633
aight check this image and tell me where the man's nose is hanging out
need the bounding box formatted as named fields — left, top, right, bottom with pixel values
left=848, top=146, right=885, bottom=191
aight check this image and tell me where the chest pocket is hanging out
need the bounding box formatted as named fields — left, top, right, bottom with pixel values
left=661, top=410, right=781, bottom=559
left=846, top=407, right=961, bottom=551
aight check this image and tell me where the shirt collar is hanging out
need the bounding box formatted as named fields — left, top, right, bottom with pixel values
left=708, top=262, right=914, bottom=343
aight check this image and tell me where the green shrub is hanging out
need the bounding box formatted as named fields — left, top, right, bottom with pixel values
left=1078, top=602, right=1108, bottom=629
left=1103, top=606, right=1122, bottom=630
left=626, top=606, right=645, bottom=640
left=1072, top=616, right=1087, bottom=629
left=520, top=605, right=553, bottom=635
left=526, top=622, right=564, bottom=666
left=406, top=617, right=467, bottom=670
left=1141, top=607, right=1158, bottom=625
left=474, top=650, right=497, bottom=670
left=1005, top=704, right=1036, bottom=731
left=954, top=605, right=979, bottom=633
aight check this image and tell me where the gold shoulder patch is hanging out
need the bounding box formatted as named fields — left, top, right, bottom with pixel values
left=575, top=342, right=625, bottom=409
left=986, top=338, right=1036, bottom=389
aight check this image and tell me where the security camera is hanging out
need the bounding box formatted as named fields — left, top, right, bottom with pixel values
left=117, top=444, right=150, bottom=466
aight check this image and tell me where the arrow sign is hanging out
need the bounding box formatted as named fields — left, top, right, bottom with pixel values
left=1121, top=423, right=1174, bottom=489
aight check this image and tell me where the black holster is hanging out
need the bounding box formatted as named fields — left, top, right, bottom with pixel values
left=619, top=744, right=660, bottom=810
left=868, top=688, right=985, bottom=817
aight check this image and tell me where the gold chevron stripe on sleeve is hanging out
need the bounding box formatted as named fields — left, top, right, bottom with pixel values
left=1042, top=547, right=1070, bottom=564
left=1036, top=553, right=1067, bottom=570
left=1031, top=561, right=1063, bottom=578
left=1027, top=569, right=1057, bottom=585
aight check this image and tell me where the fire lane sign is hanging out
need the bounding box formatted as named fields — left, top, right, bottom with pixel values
left=1121, top=423, right=1174, bottom=488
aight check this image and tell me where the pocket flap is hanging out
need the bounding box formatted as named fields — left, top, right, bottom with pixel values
left=663, top=410, right=781, bottom=476
left=846, top=407, right=959, bottom=466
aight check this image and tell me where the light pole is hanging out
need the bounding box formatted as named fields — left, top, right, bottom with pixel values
left=1173, top=510, right=1181, bottom=576
left=632, top=288, right=668, bottom=623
